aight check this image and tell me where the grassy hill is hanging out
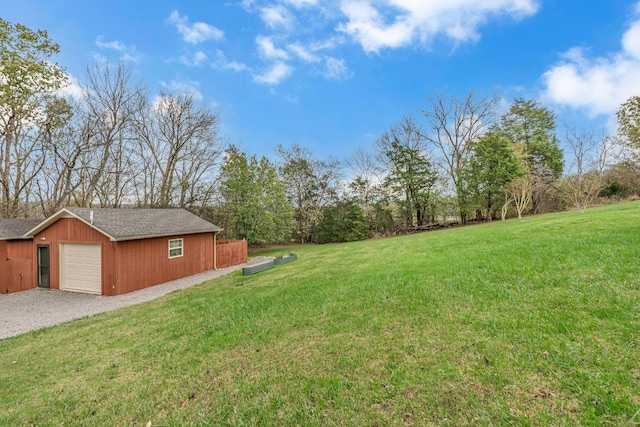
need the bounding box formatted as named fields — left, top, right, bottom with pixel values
left=1, top=202, right=639, bottom=425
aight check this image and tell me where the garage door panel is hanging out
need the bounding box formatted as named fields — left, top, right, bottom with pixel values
left=60, top=243, right=102, bottom=294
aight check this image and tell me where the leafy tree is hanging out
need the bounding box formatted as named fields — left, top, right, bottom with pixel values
left=377, top=116, right=439, bottom=228
left=348, top=175, right=375, bottom=207
left=464, top=129, right=524, bottom=220
left=0, top=18, right=69, bottom=217
left=617, top=95, right=640, bottom=150
left=422, top=91, right=499, bottom=223
left=220, top=146, right=292, bottom=245
left=368, top=201, right=397, bottom=235
left=277, top=144, right=340, bottom=244
left=344, top=146, right=400, bottom=234
left=315, top=200, right=371, bottom=244
left=601, top=162, right=640, bottom=199
left=500, top=98, right=564, bottom=213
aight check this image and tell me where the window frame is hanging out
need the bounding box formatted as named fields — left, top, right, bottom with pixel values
left=168, top=238, right=184, bottom=259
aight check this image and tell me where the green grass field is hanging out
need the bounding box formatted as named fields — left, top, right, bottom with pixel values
left=2, top=202, right=639, bottom=425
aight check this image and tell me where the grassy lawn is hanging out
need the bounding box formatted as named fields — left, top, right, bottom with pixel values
left=1, top=202, right=639, bottom=425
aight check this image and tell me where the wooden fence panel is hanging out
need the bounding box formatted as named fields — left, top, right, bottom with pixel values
left=216, top=239, right=247, bottom=268
left=6, top=259, right=35, bottom=293
left=2, top=240, right=36, bottom=293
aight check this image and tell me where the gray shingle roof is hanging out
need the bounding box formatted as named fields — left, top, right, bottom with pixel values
left=65, top=208, right=222, bottom=241
left=0, top=218, right=43, bottom=240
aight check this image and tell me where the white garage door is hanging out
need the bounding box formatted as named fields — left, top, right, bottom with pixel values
left=60, top=243, right=102, bottom=294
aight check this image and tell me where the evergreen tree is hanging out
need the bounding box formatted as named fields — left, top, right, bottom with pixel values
left=277, top=144, right=340, bottom=244
left=378, top=117, right=439, bottom=228
left=500, top=98, right=564, bottom=213
left=220, top=146, right=293, bottom=244
left=315, top=200, right=371, bottom=244
left=464, top=130, right=525, bottom=220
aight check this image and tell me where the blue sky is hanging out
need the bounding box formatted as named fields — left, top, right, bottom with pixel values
left=4, top=1, right=640, bottom=161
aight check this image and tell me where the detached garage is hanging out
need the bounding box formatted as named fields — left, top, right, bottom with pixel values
left=24, top=208, right=224, bottom=296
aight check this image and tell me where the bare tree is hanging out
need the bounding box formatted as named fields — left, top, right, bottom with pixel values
left=174, top=132, right=224, bottom=209
left=421, top=91, right=499, bottom=223
left=133, top=92, right=224, bottom=208
left=76, top=60, right=144, bottom=207
left=33, top=99, right=86, bottom=216
left=563, top=126, right=610, bottom=213
left=1, top=97, right=71, bottom=217
left=503, top=176, right=533, bottom=220
left=346, top=145, right=381, bottom=207
left=94, top=133, right=137, bottom=208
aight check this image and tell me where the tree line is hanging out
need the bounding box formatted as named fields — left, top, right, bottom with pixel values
left=2, top=18, right=640, bottom=245
left=1, top=18, right=223, bottom=219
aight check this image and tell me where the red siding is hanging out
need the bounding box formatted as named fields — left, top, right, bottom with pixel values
left=0, top=241, right=6, bottom=293
left=1, top=240, right=36, bottom=294
left=5, top=216, right=243, bottom=296
left=7, top=240, right=33, bottom=260
left=7, top=259, right=35, bottom=293
left=34, top=218, right=115, bottom=295
left=114, top=233, right=214, bottom=295
left=216, top=240, right=248, bottom=268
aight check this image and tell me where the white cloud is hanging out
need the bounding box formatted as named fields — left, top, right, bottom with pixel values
left=622, top=17, right=640, bottom=59
left=180, top=51, right=208, bottom=67
left=309, top=36, right=343, bottom=52
left=95, top=36, right=126, bottom=51
left=337, top=0, right=539, bottom=53
left=119, top=53, right=140, bottom=63
left=287, top=43, right=352, bottom=80
left=233, top=0, right=539, bottom=87
left=260, top=5, right=294, bottom=30
left=168, top=10, right=224, bottom=44
left=256, top=35, right=290, bottom=60
left=94, top=36, right=141, bottom=62
left=253, top=61, right=294, bottom=85
left=541, top=6, right=640, bottom=116
left=240, top=0, right=257, bottom=11
left=253, top=36, right=298, bottom=85
left=92, top=50, right=141, bottom=65
left=338, top=1, right=412, bottom=52
left=212, top=50, right=250, bottom=72
left=321, top=56, right=353, bottom=80
left=288, top=43, right=321, bottom=63
left=283, top=0, right=319, bottom=8
left=159, top=79, right=204, bottom=100
left=58, top=74, right=84, bottom=100
left=92, top=53, right=108, bottom=64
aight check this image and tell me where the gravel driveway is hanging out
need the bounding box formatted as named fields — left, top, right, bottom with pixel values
left=0, top=257, right=272, bottom=340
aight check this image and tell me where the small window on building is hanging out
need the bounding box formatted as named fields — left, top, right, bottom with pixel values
left=169, top=238, right=183, bottom=258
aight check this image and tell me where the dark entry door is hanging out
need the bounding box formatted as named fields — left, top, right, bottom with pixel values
left=37, top=245, right=50, bottom=288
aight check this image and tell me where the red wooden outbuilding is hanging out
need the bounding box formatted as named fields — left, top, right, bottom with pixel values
left=1, top=208, right=247, bottom=296
left=0, top=219, right=42, bottom=294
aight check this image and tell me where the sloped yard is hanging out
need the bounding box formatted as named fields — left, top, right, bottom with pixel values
left=1, top=202, right=639, bottom=425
